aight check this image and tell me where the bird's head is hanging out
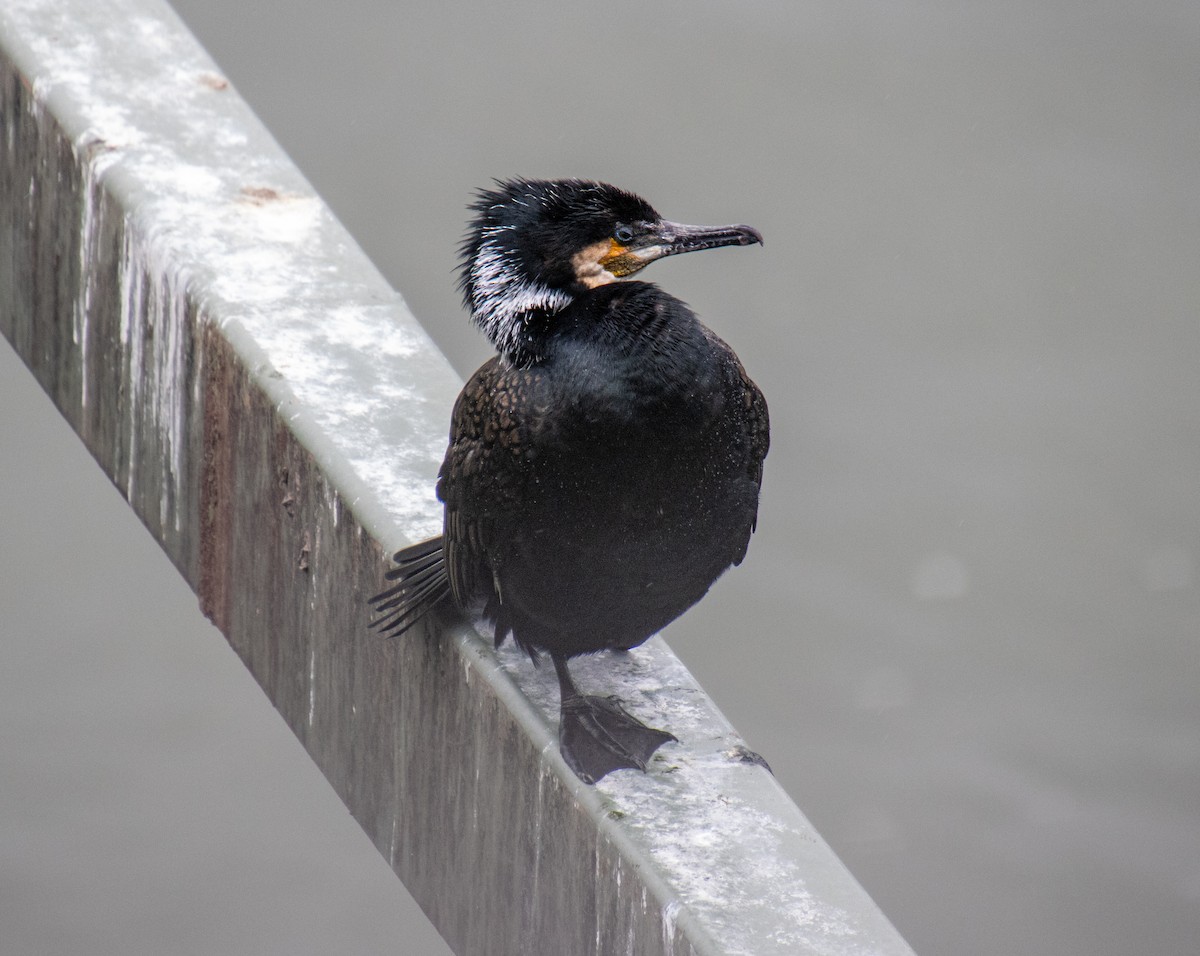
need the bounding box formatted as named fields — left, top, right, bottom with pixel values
left=459, top=178, right=762, bottom=363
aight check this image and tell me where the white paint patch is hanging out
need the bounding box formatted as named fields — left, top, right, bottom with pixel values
left=117, top=227, right=147, bottom=503
left=74, top=141, right=121, bottom=409
left=661, top=899, right=682, bottom=949
left=115, top=219, right=191, bottom=532
left=308, top=648, right=316, bottom=727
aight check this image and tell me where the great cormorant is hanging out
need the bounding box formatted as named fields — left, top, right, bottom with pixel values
left=371, top=178, right=768, bottom=783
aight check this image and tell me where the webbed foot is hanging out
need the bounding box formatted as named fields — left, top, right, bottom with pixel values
left=559, top=693, right=677, bottom=783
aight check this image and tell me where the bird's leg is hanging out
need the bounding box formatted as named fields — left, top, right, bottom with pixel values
left=552, top=653, right=677, bottom=784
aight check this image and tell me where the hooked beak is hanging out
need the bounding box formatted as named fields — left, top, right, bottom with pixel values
left=601, top=220, right=763, bottom=277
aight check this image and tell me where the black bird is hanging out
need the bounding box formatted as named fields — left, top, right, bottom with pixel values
left=371, top=178, right=768, bottom=783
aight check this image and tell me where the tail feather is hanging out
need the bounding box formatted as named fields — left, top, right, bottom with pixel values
left=369, top=536, right=451, bottom=637
left=376, top=556, right=445, bottom=598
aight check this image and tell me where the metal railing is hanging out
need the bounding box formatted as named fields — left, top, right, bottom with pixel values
left=0, top=1, right=916, bottom=953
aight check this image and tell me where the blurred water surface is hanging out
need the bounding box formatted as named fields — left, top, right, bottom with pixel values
left=2, top=2, right=1197, bottom=954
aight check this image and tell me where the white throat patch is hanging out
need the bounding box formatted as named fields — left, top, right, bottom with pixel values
left=469, top=232, right=573, bottom=359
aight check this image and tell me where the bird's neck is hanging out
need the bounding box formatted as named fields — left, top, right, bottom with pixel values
left=468, top=238, right=573, bottom=365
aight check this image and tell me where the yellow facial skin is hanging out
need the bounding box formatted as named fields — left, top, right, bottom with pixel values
left=571, top=238, right=656, bottom=288
left=568, top=221, right=759, bottom=291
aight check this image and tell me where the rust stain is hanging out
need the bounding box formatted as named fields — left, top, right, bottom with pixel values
left=237, top=185, right=296, bottom=205
left=198, top=325, right=234, bottom=633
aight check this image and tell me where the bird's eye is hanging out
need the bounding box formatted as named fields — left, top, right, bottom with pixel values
left=614, top=224, right=635, bottom=244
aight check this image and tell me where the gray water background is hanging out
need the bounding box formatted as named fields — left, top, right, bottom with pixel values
left=2, top=1, right=1197, bottom=954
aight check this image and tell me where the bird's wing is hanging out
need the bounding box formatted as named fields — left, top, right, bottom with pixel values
left=722, top=344, right=770, bottom=551
left=437, top=357, right=546, bottom=617
left=740, top=359, right=770, bottom=493
left=701, top=324, right=769, bottom=495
